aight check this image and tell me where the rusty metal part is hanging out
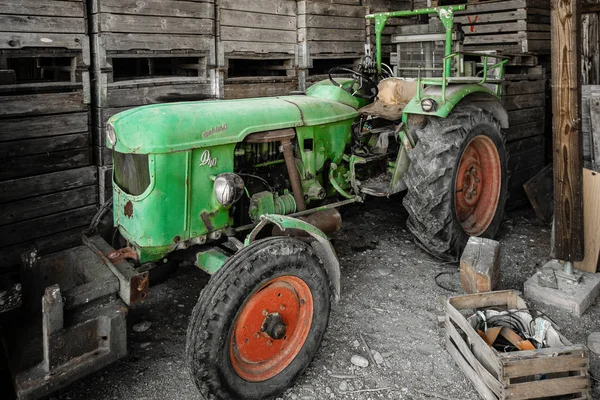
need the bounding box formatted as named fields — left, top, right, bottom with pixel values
left=244, top=129, right=307, bottom=211
left=272, top=209, right=342, bottom=237
left=83, top=235, right=149, bottom=306
left=124, top=201, right=133, bottom=218
left=108, top=246, right=139, bottom=264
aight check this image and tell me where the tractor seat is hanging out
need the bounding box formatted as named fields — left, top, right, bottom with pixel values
left=359, top=78, right=417, bottom=121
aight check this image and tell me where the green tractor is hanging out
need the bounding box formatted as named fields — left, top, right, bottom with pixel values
left=106, top=5, right=509, bottom=399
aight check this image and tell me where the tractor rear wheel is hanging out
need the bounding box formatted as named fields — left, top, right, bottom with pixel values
left=186, top=237, right=331, bottom=400
left=403, top=105, right=508, bottom=261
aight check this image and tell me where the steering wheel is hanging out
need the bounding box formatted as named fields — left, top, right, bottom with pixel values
left=328, top=67, right=378, bottom=100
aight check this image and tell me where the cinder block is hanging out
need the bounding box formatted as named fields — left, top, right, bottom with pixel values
left=460, top=237, right=501, bottom=294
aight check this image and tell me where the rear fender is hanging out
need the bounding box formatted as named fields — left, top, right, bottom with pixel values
left=245, top=214, right=341, bottom=301
left=403, top=84, right=509, bottom=129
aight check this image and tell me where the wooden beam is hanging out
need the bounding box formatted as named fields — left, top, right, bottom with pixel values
left=551, top=0, right=584, bottom=261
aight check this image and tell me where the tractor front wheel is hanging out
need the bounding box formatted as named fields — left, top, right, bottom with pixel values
left=403, top=105, right=508, bottom=260
left=186, top=237, right=331, bottom=400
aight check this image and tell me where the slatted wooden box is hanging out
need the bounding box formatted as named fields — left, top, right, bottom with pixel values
left=217, top=0, right=298, bottom=99
left=0, top=0, right=97, bottom=269
left=298, top=0, right=366, bottom=86
left=455, top=0, right=551, bottom=54
left=446, top=291, right=591, bottom=400
left=582, top=85, right=600, bottom=171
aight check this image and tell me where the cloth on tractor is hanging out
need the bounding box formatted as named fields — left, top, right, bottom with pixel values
left=359, top=78, right=417, bottom=121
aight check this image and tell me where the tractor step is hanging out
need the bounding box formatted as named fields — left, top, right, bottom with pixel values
left=1, top=238, right=129, bottom=400
left=360, top=172, right=394, bottom=197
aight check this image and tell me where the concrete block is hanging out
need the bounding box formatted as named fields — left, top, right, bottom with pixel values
left=460, top=237, right=501, bottom=294
left=524, top=260, right=600, bottom=316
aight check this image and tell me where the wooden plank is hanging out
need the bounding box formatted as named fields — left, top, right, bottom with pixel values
left=503, top=348, right=588, bottom=378
left=445, top=337, right=499, bottom=400
left=224, top=79, right=299, bottom=99
left=0, top=15, right=85, bottom=34
left=523, top=164, right=554, bottom=222
left=509, top=148, right=545, bottom=172
left=503, top=79, right=546, bottom=95
left=0, top=205, right=97, bottom=247
left=509, top=162, right=545, bottom=192
left=551, top=0, right=584, bottom=261
left=0, top=133, right=89, bottom=159
left=0, top=149, right=90, bottom=181
left=222, top=41, right=295, bottom=55
left=0, top=227, right=86, bottom=270
left=95, top=33, right=214, bottom=52
left=0, top=92, right=86, bottom=118
left=221, top=26, right=296, bottom=44
left=299, top=27, right=366, bottom=42
left=505, top=120, right=545, bottom=142
left=445, top=320, right=503, bottom=396
left=582, top=13, right=599, bottom=85
left=102, top=82, right=213, bottom=108
left=299, top=15, right=366, bottom=29
left=308, top=41, right=365, bottom=55
left=0, top=185, right=97, bottom=226
left=507, top=135, right=545, bottom=155
left=0, top=112, right=89, bottom=142
left=298, top=1, right=366, bottom=18
left=505, top=374, right=589, bottom=399
left=92, top=14, right=214, bottom=35
left=221, top=10, right=296, bottom=31
left=508, top=107, right=545, bottom=126
left=0, top=166, right=97, bottom=203
left=574, top=169, right=600, bottom=273
left=91, top=0, right=214, bottom=18
left=219, top=0, right=296, bottom=16
left=0, top=32, right=88, bottom=53
left=0, top=1, right=84, bottom=17
left=502, top=93, right=545, bottom=111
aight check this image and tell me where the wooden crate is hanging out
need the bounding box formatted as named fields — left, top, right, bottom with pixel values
left=217, top=0, right=298, bottom=98
left=582, top=85, right=600, bottom=171
left=455, top=0, right=551, bottom=54
left=446, top=291, right=591, bottom=400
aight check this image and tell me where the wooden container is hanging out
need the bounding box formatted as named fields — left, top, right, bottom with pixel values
left=446, top=290, right=591, bottom=400
left=455, top=0, right=551, bottom=54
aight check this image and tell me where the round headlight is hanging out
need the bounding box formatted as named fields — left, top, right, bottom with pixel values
left=106, top=123, right=117, bottom=146
left=214, top=173, right=245, bottom=207
left=421, top=98, right=437, bottom=112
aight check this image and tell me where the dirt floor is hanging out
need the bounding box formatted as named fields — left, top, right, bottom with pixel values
left=47, top=197, right=599, bottom=400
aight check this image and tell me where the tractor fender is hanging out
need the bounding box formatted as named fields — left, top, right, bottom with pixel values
left=245, top=214, right=341, bottom=301
left=403, top=84, right=509, bottom=129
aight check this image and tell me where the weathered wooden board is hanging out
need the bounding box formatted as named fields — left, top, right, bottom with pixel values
left=98, top=82, right=213, bottom=108
left=0, top=15, right=86, bottom=34
left=221, top=11, right=295, bottom=31
left=0, top=166, right=97, bottom=204
left=0, top=91, right=87, bottom=117
left=0, top=185, right=97, bottom=226
left=0, top=112, right=88, bottom=142
left=0, top=149, right=90, bottom=181
left=508, top=148, right=545, bottom=172
left=0, top=227, right=87, bottom=270
left=224, top=78, right=299, bottom=99
left=0, top=1, right=85, bottom=18
left=0, top=205, right=97, bottom=247
left=589, top=96, right=600, bottom=170
left=221, top=27, right=296, bottom=44
left=502, top=93, right=545, bottom=111
left=574, top=169, right=600, bottom=273
left=91, top=14, right=214, bottom=35
left=503, top=78, right=546, bottom=95
left=90, top=0, right=214, bottom=18
left=504, top=120, right=545, bottom=142
left=219, top=0, right=296, bottom=16
left=508, top=107, right=546, bottom=126
left=0, top=133, right=89, bottom=159
left=92, top=33, right=214, bottom=53
left=582, top=12, right=600, bottom=85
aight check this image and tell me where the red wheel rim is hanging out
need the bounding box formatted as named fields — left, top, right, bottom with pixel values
left=229, top=276, right=313, bottom=382
left=455, top=135, right=502, bottom=236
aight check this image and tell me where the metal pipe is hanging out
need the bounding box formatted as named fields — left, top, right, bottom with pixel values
left=280, top=138, right=307, bottom=211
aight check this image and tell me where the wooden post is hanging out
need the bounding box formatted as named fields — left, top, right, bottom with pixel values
left=551, top=0, right=584, bottom=261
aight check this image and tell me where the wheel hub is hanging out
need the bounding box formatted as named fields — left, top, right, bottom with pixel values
left=229, top=276, right=313, bottom=382
left=455, top=135, right=502, bottom=236
left=261, top=312, right=287, bottom=340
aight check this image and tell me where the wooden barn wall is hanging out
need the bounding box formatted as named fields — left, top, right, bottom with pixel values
left=583, top=1, right=600, bottom=85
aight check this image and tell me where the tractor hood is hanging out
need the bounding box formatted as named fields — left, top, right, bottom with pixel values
left=107, top=95, right=359, bottom=154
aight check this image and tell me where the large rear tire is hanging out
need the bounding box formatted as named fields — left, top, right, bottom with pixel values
left=186, top=237, right=331, bottom=400
left=403, top=105, right=509, bottom=261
